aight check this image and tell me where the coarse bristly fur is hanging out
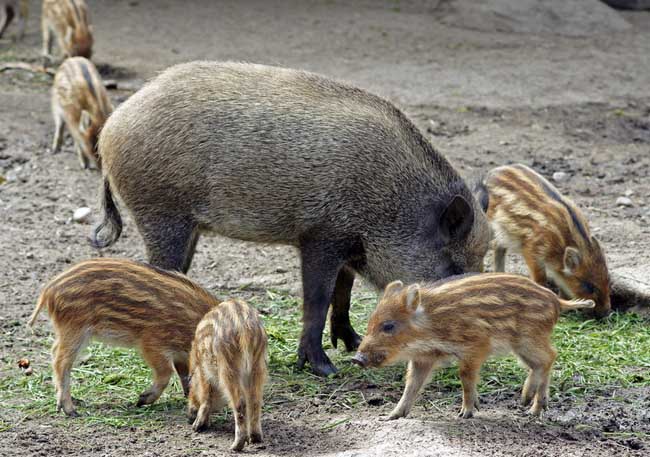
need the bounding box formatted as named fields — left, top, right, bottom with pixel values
left=353, top=273, right=595, bottom=419
left=0, top=0, right=28, bottom=40
left=51, top=56, right=113, bottom=169
left=187, top=299, right=268, bottom=452
left=42, top=0, right=93, bottom=60
left=90, top=61, right=490, bottom=376
left=28, top=258, right=220, bottom=416
left=481, top=163, right=610, bottom=318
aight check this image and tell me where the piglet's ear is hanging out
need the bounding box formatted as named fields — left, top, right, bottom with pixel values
left=563, top=246, right=581, bottom=274
left=383, top=280, right=404, bottom=297
left=405, top=284, right=421, bottom=312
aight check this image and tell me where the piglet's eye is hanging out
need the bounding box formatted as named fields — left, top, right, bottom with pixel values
left=381, top=321, right=396, bottom=333
left=581, top=281, right=596, bottom=294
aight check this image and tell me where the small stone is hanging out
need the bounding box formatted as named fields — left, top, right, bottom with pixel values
left=275, top=267, right=288, bottom=274
left=624, top=189, right=634, bottom=197
left=552, top=171, right=568, bottom=182
left=616, top=197, right=634, bottom=207
left=24, top=367, right=33, bottom=376
left=72, top=207, right=92, bottom=223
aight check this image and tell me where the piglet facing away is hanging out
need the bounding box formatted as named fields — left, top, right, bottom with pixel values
left=42, top=0, right=93, bottom=60
left=28, top=258, right=220, bottom=416
left=188, top=299, right=268, bottom=452
left=352, top=273, right=594, bottom=419
left=51, top=56, right=113, bottom=169
left=480, top=163, right=611, bottom=317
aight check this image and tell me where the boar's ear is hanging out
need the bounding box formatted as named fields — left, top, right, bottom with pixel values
left=439, top=195, right=474, bottom=242
left=383, top=280, right=404, bottom=297
left=563, top=246, right=582, bottom=274
left=405, top=284, right=421, bottom=312
left=79, top=110, right=92, bottom=134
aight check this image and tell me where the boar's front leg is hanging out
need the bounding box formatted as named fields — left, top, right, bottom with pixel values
left=297, top=239, right=350, bottom=377
left=330, top=266, right=362, bottom=352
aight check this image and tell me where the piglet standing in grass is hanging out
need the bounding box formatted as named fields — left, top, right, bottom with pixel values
left=188, top=299, right=268, bottom=452
left=28, top=258, right=220, bottom=416
left=352, top=274, right=595, bottom=419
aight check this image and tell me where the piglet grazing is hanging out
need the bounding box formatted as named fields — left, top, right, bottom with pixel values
left=353, top=274, right=594, bottom=419
left=51, top=56, right=113, bottom=169
left=42, top=0, right=93, bottom=60
left=28, top=258, right=220, bottom=416
left=480, top=163, right=611, bottom=317
left=188, top=299, right=268, bottom=452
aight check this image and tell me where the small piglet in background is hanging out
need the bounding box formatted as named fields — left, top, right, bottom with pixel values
left=188, top=299, right=267, bottom=452
left=480, top=163, right=610, bottom=317
left=0, top=0, right=28, bottom=40
left=353, top=274, right=594, bottom=419
left=42, top=0, right=93, bottom=60
left=29, top=258, right=220, bottom=416
left=51, top=56, right=112, bottom=169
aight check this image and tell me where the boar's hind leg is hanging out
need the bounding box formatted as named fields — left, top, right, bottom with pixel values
left=139, top=217, right=199, bottom=273
left=297, top=240, right=351, bottom=377
left=330, top=266, right=361, bottom=352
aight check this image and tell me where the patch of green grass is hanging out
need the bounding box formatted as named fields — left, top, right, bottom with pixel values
left=1, top=290, right=649, bottom=430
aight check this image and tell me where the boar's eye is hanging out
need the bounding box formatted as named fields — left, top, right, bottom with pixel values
left=381, top=321, right=397, bottom=334
left=581, top=281, right=596, bottom=295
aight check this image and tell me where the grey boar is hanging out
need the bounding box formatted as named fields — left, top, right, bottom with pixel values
left=42, top=0, right=93, bottom=60
left=352, top=274, right=595, bottom=418
left=188, top=299, right=268, bottom=451
left=29, top=258, right=220, bottom=416
left=51, top=56, right=113, bottom=169
left=91, top=61, right=491, bottom=376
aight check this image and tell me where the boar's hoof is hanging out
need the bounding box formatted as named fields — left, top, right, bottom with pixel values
left=330, top=323, right=362, bottom=352
left=297, top=346, right=338, bottom=377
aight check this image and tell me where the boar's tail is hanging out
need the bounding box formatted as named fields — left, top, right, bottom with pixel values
left=559, top=298, right=596, bottom=312
left=89, top=177, right=123, bottom=249
left=28, top=290, right=49, bottom=329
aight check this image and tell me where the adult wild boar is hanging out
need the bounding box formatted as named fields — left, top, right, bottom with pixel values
left=91, top=62, right=490, bottom=376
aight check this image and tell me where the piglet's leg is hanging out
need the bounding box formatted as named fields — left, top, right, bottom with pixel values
left=458, top=351, right=488, bottom=419
left=137, top=351, right=173, bottom=406
left=494, top=247, right=507, bottom=272
left=173, top=359, right=191, bottom=397
left=223, top=379, right=247, bottom=451
left=386, top=359, right=435, bottom=420
left=52, top=333, right=88, bottom=417
left=245, top=362, right=266, bottom=444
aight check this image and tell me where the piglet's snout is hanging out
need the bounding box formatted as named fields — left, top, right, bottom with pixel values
left=351, top=352, right=368, bottom=368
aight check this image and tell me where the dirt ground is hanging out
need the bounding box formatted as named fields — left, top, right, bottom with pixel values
left=2, top=0, right=650, bottom=456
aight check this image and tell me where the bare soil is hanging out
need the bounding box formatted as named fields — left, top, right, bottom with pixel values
left=1, top=1, right=650, bottom=456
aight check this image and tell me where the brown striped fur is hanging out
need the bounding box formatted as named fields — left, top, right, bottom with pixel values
left=42, top=0, right=93, bottom=60
left=29, top=258, right=220, bottom=416
left=187, top=299, right=268, bottom=452
left=0, top=0, right=27, bottom=40
left=51, top=57, right=112, bottom=169
left=484, top=164, right=610, bottom=317
left=353, top=274, right=594, bottom=419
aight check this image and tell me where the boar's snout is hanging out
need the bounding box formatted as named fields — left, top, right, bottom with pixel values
left=351, top=352, right=369, bottom=368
